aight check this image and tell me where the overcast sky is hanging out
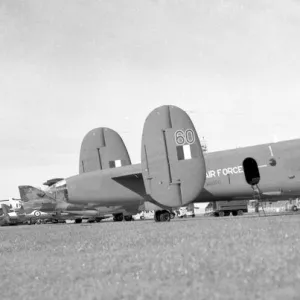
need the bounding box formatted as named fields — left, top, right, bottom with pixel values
left=0, top=0, right=300, bottom=199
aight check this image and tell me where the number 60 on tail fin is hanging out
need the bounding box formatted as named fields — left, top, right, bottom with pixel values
left=141, top=105, right=207, bottom=209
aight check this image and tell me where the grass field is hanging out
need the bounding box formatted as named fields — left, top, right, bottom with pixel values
left=1, top=214, right=300, bottom=300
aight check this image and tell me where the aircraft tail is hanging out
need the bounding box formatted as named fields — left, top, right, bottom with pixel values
left=79, top=127, right=131, bottom=174
left=66, top=105, right=206, bottom=210
left=18, top=185, right=55, bottom=202
left=0, top=204, right=11, bottom=225
left=141, top=105, right=207, bottom=208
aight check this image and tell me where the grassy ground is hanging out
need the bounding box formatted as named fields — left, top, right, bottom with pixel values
left=1, top=214, right=300, bottom=300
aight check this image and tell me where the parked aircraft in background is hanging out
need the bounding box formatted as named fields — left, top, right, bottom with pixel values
left=0, top=198, right=22, bottom=210
left=18, top=185, right=132, bottom=223
left=0, top=201, right=52, bottom=226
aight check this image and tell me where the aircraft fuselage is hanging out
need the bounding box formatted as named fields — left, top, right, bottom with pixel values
left=65, top=138, right=300, bottom=207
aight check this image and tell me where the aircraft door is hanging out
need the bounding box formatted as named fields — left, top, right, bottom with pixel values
left=242, top=157, right=260, bottom=186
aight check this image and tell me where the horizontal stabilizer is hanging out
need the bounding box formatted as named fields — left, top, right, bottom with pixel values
left=79, top=127, right=131, bottom=174
left=141, top=105, right=206, bottom=208
left=112, top=172, right=146, bottom=197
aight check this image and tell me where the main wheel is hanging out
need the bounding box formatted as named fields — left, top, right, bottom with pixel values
left=154, top=211, right=161, bottom=222
left=292, top=205, right=298, bottom=212
left=113, top=213, right=124, bottom=222
left=159, top=211, right=171, bottom=222
left=124, top=215, right=133, bottom=221
left=237, top=210, right=244, bottom=216
left=219, top=211, right=225, bottom=217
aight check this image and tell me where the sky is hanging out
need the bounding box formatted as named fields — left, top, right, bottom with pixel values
left=0, top=0, right=300, bottom=199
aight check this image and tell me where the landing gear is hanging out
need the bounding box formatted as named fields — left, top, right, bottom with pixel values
left=113, top=213, right=124, bottom=222
left=160, top=211, right=171, bottom=222
left=154, top=210, right=171, bottom=222
left=230, top=210, right=244, bottom=216
left=84, top=217, right=104, bottom=223
left=154, top=211, right=161, bottom=222
left=292, top=205, right=298, bottom=212
left=124, top=215, right=134, bottom=221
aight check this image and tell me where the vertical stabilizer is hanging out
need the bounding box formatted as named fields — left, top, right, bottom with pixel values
left=79, top=127, right=131, bottom=173
left=0, top=204, right=11, bottom=225
left=141, top=105, right=206, bottom=208
left=18, top=185, right=55, bottom=202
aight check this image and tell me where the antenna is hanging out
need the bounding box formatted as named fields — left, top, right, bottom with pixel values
left=201, top=137, right=207, bottom=153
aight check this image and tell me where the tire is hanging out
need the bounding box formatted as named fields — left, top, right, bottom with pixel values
left=159, top=212, right=171, bottom=222
left=124, top=216, right=133, bottom=221
left=219, top=211, right=225, bottom=217
left=237, top=210, right=243, bottom=216
left=292, top=205, right=298, bottom=212
left=154, top=211, right=161, bottom=222
left=140, top=216, right=145, bottom=220
left=113, top=213, right=124, bottom=222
